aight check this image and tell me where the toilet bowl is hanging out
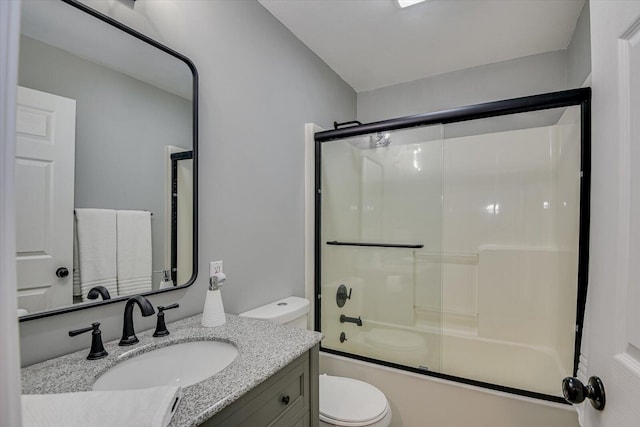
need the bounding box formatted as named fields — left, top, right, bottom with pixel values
left=240, top=297, right=392, bottom=427
left=319, top=374, right=392, bottom=427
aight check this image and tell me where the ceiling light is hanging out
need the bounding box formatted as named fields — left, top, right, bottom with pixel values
left=396, top=0, right=428, bottom=8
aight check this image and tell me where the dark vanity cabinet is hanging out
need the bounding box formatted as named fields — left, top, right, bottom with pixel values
left=202, top=345, right=319, bottom=427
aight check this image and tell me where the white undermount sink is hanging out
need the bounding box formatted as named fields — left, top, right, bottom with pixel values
left=92, top=340, right=239, bottom=391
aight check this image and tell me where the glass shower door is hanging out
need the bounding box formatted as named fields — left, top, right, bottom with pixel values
left=316, top=89, right=590, bottom=402
left=319, top=124, right=444, bottom=372
left=438, top=106, right=582, bottom=396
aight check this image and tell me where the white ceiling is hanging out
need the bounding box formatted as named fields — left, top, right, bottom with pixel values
left=258, top=0, right=585, bottom=92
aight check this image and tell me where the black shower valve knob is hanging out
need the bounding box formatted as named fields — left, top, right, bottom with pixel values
left=336, top=284, right=352, bottom=308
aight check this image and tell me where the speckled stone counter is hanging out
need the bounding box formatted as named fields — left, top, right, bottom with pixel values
left=21, top=314, right=323, bottom=426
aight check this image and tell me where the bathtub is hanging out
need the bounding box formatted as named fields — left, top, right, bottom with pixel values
left=323, top=319, right=569, bottom=397
left=320, top=352, right=578, bottom=427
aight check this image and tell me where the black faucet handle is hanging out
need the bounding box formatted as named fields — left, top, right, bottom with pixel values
left=158, top=303, right=179, bottom=312
left=69, top=324, right=95, bottom=337
left=153, top=303, right=180, bottom=337
left=68, top=322, right=108, bottom=360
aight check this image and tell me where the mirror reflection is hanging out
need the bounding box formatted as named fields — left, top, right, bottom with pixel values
left=16, top=0, right=196, bottom=318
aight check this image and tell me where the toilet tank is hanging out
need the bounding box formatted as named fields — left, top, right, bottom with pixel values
left=239, top=296, right=310, bottom=329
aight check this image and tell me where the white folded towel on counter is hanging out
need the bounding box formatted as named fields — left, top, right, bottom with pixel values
left=74, top=208, right=118, bottom=300
left=116, top=210, right=152, bottom=297
left=22, top=385, right=182, bottom=427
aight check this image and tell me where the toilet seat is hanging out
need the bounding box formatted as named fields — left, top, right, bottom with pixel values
left=319, top=375, right=390, bottom=427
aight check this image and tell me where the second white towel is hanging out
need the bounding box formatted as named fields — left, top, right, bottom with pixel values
left=117, top=210, right=152, bottom=296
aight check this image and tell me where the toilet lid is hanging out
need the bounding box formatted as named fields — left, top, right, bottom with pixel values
left=319, top=375, right=389, bottom=426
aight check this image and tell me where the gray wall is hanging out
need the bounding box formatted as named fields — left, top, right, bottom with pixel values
left=567, top=2, right=591, bottom=88
left=19, top=0, right=356, bottom=366
left=357, top=50, right=569, bottom=123
left=357, top=2, right=591, bottom=123
left=18, top=35, right=192, bottom=287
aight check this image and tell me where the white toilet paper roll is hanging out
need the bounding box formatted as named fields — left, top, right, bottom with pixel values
left=201, top=289, right=226, bottom=327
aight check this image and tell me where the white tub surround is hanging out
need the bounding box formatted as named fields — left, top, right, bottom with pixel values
left=21, top=314, right=322, bottom=427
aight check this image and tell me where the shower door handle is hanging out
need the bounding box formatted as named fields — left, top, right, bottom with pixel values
left=326, top=241, right=424, bottom=249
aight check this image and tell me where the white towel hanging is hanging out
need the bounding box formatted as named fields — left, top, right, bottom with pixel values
left=74, top=209, right=117, bottom=300
left=116, top=210, right=152, bottom=296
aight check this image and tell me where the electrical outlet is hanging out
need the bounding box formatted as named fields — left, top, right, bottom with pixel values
left=210, top=260, right=223, bottom=276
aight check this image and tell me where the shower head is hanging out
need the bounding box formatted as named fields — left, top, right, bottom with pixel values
left=370, top=132, right=391, bottom=148
left=343, top=131, right=396, bottom=150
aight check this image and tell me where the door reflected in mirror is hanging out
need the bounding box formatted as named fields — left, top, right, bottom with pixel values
left=16, top=0, right=197, bottom=319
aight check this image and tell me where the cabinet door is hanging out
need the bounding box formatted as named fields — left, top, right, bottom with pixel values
left=289, top=413, right=309, bottom=427
left=207, top=351, right=310, bottom=427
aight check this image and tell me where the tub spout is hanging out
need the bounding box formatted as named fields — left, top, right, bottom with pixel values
left=340, top=314, right=363, bottom=327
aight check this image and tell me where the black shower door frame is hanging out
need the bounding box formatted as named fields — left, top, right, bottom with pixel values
left=314, top=87, right=591, bottom=404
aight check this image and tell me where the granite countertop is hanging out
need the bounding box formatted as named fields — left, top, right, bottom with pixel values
left=21, top=314, right=323, bottom=426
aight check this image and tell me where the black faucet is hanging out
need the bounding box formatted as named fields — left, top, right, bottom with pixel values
left=87, top=286, right=111, bottom=301
left=119, top=295, right=155, bottom=346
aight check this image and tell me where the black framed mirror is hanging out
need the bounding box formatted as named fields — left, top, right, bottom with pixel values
left=17, top=0, right=198, bottom=321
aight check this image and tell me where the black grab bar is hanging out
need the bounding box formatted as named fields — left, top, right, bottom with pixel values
left=326, top=241, right=424, bottom=249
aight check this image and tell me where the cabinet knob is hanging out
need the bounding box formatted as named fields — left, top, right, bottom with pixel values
left=281, top=395, right=290, bottom=405
left=56, top=267, right=69, bottom=278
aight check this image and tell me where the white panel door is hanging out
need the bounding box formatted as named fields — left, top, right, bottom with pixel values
left=580, top=1, right=640, bottom=426
left=16, top=86, right=76, bottom=314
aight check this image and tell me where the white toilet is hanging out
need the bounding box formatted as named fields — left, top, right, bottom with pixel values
left=240, top=297, right=392, bottom=427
